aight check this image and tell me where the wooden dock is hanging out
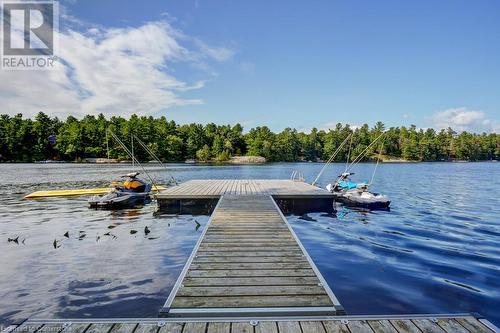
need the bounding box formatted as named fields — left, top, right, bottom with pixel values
left=6, top=314, right=498, bottom=333
left=161, top=195, right=343, bottom=317
left=156, top=179, right=334, bottom=198
left=156, top=179, right=335, bottom=214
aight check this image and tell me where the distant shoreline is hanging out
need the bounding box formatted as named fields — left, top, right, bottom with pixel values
left=1, top=159, right=497, bottom=165
left=2, top=113, right=498, bottom=164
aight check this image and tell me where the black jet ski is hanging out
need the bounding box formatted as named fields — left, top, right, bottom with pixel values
left=89, top=172, right=152, bottom=209
left=326, top=172, right=390, bottom=209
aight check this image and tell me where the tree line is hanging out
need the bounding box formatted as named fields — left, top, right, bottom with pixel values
left=0, top=112, right=498, bottom=163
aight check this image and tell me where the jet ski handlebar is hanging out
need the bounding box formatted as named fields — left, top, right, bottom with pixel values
left=338, top=172, right=355, bottom=178
left=121, top=172, right=140, bottom=178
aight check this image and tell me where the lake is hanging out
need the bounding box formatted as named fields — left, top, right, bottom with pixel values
left=1, top=162, right=499, bottom=326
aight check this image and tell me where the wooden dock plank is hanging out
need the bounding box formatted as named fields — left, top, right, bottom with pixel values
left=182, top=276, right=322, bottom=286
left=86, top=323, right=114, bottom=333
left=176, top=285, right=327, bottom=297
left=182, top=322, right=205, bottom=333
left=200, top=238, right=297, bottom=243
left=231, top=322, right=253, bottom=333
left=322, top=321, right=350, bottom=333
left=411, top=319, right=446, bottom=333
left=198, top=241, right=297, bottom=247
left=134, top=324, right=160, bottom=333
left=207, top=322, right=231, bottom=333
left=203, top=179, right=216, bottom=195
left=301, top=321, right=327, bottom=333
left=171, top=294, right=333, bottom=308
left=368, top=321, right=398, bottom=333
left=278, top=321, right=301, bottom=333
left=256, top=322, right=278, bottom=333
left=348, top=321, right=374, bottom=333
left=192, top=256, right=312, bottom=263
left=389, top=320, right=421, bottom=333
left=436, top=319, right=469, bottom=333
left=108, top=323, right=137, bottom=333
left=193, top=251, right=304, bottom=257
left=186, top=268, right=317, bottom=277
left=159, top=322, right=183, bottom=333
left=456, top=317, right=494, bottom=333
left=198, top=244, right=302, bottom=249
left=190, top=262, right=311, bottom=270
left=60, top=323, right=91, bottom=333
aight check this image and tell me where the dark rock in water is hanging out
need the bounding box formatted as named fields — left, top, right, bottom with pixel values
left=63, top=231, right=69, bottom=238
left=108, top=225, right=116, bottom=229
left=96, top=235, right=100, bottom=242
left=148, top=237, right=159, bottom=240
left=144, top=226, right=150, bottom=235
left=195, top=220, right=201, bottom=231
left=78, top=234, right=86, bottom=240
left=53, top=239, right=60, bottom=249
left=130, top=230, right=138, bottom=234
left=103, top=232, right=117, bottom=239
left=8, top=236, right=19, bottom=244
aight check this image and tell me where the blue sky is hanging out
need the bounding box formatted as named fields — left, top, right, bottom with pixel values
left=2, top=0, right=499, bottom=132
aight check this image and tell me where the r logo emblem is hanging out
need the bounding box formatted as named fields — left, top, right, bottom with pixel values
left=2, top=2, right=55, bottom=55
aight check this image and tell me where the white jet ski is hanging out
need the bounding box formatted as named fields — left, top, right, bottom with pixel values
left=326, top=173, right=390, bottom=209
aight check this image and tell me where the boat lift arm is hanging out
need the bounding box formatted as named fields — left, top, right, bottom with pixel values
left=311, top=132, right=352, bottom=186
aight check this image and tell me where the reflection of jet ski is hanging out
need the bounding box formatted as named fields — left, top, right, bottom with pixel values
left=326, top=172, right=390, bottom=209
left=89, top=172, right=152, bottom=209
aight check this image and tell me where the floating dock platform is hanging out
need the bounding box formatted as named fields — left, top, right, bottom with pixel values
left=6, top=314, right=498, bottom=333
left=157, top=179, right=341, bottom=318
left=156, top=179, right=333, bottom=198
left=156, top=179, right=335, bottom=214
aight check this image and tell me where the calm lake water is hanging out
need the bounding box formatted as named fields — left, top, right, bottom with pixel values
left=1, top=162, right=499, bottom=326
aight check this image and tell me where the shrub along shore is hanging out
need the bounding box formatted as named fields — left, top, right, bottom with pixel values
left=0, top=112, right=498, bottom=163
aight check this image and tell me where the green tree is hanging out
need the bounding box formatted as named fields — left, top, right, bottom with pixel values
left=196, top=144, right=212, bottom=161
left=245, top=126, right=275, bottom=160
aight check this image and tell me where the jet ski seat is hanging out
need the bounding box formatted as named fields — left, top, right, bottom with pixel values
left=123, top=179, right=147, bottom=192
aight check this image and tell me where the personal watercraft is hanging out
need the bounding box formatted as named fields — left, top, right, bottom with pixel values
left=326, top=172, right=390, bottom=209
left=88, top=172, right=152, bottom=209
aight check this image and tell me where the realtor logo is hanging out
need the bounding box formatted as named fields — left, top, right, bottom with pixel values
left=1, top=0, right=58, bottom=70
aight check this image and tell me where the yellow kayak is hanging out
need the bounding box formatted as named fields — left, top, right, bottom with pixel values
left=25, top=186, right=166, bottom=199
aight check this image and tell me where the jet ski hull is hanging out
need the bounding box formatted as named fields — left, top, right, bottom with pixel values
left=88, top=191, right=150, bottom=209
left=331, top=191, right=391, bottom=209
left=335, top=195, right=391, bottom=209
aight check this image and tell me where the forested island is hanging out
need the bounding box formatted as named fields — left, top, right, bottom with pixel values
left=0, top=112, right=498, bottom=163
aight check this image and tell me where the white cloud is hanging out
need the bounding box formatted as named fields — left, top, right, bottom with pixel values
left=194, top=39, right=235, bottom=62
left=430, top=107, right=499, bottom=133
left=0, top=18, right=232, bottom=118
